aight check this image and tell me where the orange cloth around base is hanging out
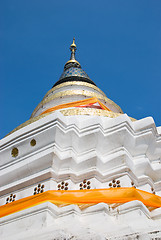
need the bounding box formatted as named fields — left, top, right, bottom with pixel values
left=1, top=188, right=161, bottom=218
left=40, top=97, right=111, bottom=115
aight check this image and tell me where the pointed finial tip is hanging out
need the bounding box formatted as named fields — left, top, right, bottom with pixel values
left=70, top=37, right=76, bottom=49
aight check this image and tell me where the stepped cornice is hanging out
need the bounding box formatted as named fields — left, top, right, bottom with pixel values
left=0, top=201, right=161, bottom=240
left=0, top=112, right=161, bottom=199
left=1, top=147, right=161, bottom=196
left=1, top=112, right=161, bottom=158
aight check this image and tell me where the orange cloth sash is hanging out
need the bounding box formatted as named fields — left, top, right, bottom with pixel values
left=1, top=188, right=161, bottom=218
left=40, top=97, right=111, bottom=115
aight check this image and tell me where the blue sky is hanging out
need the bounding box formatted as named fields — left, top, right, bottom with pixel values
left=1, top=0, right=161, bottom=139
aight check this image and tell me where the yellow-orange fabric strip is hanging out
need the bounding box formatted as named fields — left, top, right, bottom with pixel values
left=1, top=188, right=161, bottom=218
left=40, top=97, right=111, bottom=115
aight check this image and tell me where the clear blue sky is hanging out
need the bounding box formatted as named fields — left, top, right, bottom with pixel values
left=1, top=0, right=161, bottom=139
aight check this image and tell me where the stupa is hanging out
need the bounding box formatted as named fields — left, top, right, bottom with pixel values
left=0, top=39, right=161, bottom=240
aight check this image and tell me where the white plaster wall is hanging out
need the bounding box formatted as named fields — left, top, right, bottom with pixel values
left=0, top=111, right=161, bottom=239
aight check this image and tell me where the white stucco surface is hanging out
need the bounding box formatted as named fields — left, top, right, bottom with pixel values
left=0, top=111, right=161, bottom=239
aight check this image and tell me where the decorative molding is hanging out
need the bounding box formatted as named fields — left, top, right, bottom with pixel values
left=31, top=90, right=123, bottom=118
left=43, top=81, right=106, bottom=99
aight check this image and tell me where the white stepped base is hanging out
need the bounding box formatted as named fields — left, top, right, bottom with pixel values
left=1, top=201, right=161, bottom=240
left=1, top=112, right=161, bottom=239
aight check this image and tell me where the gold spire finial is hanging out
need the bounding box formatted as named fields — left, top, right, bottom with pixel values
left=70, top=37, right=76, bottom=54
left=71, top=37, right=76, bottom=48
left=64, top=38, right=81, bottom=69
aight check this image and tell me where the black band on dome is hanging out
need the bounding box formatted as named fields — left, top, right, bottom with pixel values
left=52, top=76, right=97, bottom=88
